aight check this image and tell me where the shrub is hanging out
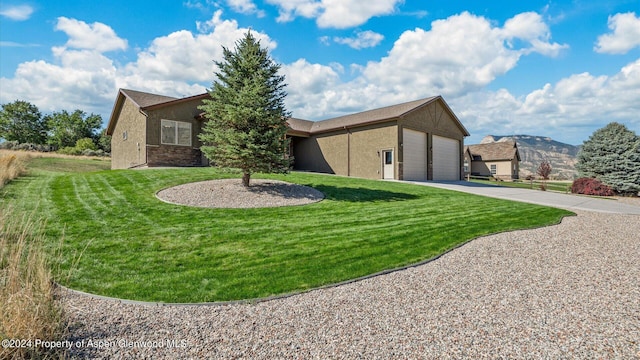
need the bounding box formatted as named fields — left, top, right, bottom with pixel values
left=0, top=211, right=66, bottom=359
left=57, top=146, right=81, bottom=156
left=75, top=137, right=97, bottom=151
left=0, top=140, right=19, bottom=150
left=571, top=177, right=615, bottom=196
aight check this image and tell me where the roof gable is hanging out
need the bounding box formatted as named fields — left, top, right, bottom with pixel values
left=121, top=88, right=178, bottom=108
left=467, top=141, right=520, bottom=161
left=107, top=89, right=211, bottom=135
left=301, top=96, right=469, bottom=136
left=108, top=88, right=469, bottom=139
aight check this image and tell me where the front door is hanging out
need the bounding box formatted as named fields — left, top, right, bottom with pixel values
left=383, top=150, right=394, bottom=179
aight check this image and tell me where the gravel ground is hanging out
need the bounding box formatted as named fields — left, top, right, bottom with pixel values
left=155, top=179, right=324, bottom=208
left=59, top=211, right=640, bottom=359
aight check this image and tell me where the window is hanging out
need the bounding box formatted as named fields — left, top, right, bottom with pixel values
left=490, top=164, right=497, bottom=175
left=464, top=160, right=469, bottom=172
left=161, top=120, right=191, bottom=146
left=385, top=151, right=393, bottom=165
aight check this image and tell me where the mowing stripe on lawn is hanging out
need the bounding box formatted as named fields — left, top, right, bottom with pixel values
left=1, top=163, right=573, bottom=303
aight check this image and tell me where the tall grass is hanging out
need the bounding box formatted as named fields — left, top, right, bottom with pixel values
left=0, top=210, right=66, bottom=359
left=0, top=153, right=27, bottom=188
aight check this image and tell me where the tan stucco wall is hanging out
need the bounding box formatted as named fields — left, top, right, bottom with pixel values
left=293, top=122, right=398, bottom=179
left=399, top=100, right=466, bottom=180
left=146, top=99, right=205, bottom=147
left=471, top=159, right=518, bottom=179
left=110, top=97, right=147, bottom=169
left=349, top=123, right=398, bottom=179
left=293, top=131, right=348, bottom=175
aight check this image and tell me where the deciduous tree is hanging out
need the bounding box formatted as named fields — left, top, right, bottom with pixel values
left=45, top=110, right=102, bottom=149
left=0, top=100, right=47, bottom=144
left=198, top=31, right=291, bottom=187
left=536, top=160, right=552, bottom=180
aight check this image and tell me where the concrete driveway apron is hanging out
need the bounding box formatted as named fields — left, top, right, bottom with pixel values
left=400, top=180, right=640, bottom=215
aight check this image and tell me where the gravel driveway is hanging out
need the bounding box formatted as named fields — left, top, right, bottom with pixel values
left=60, top=210, right=640, bottom=359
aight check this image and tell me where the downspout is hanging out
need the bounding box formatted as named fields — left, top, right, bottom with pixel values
left=344, top=126, right=351, bottom=177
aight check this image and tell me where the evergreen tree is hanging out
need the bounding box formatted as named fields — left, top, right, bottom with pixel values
left=576, top=122, right=640, bottom=195
left=199, top=32, right=291, bottom=187
left=0, top=100, right=47, bottom=144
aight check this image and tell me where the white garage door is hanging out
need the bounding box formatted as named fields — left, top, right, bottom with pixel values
left=403, top=129, right=427, bottom=181
left=432, top=135, right=460, bottom=181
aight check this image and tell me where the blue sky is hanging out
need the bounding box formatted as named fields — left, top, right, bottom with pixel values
left=1, top=0, right=639, bottom=145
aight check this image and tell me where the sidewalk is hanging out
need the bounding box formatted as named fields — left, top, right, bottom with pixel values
left=401, top=180, right=640, bottom=215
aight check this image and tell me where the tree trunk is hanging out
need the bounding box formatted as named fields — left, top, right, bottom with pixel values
left=242, top=172, right=251, bottom=187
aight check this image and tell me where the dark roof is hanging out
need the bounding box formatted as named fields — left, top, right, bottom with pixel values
left=108, top=89, right=469, bottom=138
left=292, top=96, right=469, bottom=136
left=120, top=88, right=178, bottom=108
left=286, top=118, right=314, bottom=135
left=466, top=141, right=520, bottom=161
left=308, top=97, right=437, bottom=133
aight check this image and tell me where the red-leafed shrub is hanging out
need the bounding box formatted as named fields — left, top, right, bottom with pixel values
left=571, top=177, right=615, bottom=196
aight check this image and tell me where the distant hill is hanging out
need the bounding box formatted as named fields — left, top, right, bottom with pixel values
left=480, top=135, right=580, bottom=180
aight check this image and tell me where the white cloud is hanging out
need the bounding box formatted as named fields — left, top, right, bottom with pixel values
left=360, top=12, right=567, bottom=99
left=0, top=11, right=274, bottom=118
left=274, top=11, right=570, bottom=123
left=55, top=17, right=127, bottom=52
left=0, top=41, right=39, bottom=47
left=280, top=59, right=341, bottom=117
left=183, top=0, right=217, bottom=11
left=501, top=12, right=568, bottom=57
left=226, top=0, right=265, bottom=17
left=595, top=12, right=640, bottom=54
left=0, top=4, right=33, bottom=21
left=0, top=17, right=127, bottom=114
left=128, top=10, right=276, bottom=85
left=452, top=59, right=640, bottom=144
left=0, top=52, right=118, bottom=115
left=334, top=30, right=384, bottom=49
left=266, top=0, right=401, bottom=28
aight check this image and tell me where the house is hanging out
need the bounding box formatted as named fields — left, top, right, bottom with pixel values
left=106, top=89, right=210, bottom=169
left=106, top=88, right=470, bottom=181
left=464, top=141, right=521, bottom=181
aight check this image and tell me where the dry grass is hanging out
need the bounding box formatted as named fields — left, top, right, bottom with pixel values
left=0, top=153, right=28, bottom=188
left=0, top=210, right=66, bottom=359
left=0, top=149, right=106, bottom=161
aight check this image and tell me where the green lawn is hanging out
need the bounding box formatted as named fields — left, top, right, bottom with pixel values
left=1, top=158, right=573, bottom=303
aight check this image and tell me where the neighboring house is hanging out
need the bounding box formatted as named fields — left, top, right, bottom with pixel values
left=106, top=89, right=470, bottom=181
left=464, top=141, right=521, bottom=180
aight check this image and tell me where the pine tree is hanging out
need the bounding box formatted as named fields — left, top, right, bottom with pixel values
left=576, top=122, right=640, bottom=195
left=198, top=32, right=291, bottom=187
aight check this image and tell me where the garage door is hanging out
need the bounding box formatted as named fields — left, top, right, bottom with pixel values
left=403, top=129, right=427, bottom=181
left=432, top=135, right=460, bottom=181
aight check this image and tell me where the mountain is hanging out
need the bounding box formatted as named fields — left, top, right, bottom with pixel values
left=480, top=135, right=581, bottom=180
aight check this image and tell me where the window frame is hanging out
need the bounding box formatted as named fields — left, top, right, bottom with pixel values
left=161, top=119, right=192, bottom=147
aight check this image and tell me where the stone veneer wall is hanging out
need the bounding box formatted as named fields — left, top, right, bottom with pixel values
left=147, top=145, right=202, bottom=167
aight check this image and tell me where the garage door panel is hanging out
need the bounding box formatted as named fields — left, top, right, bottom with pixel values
left=403, top=129, right=427, bottom=181
left=433, top=135, right=460, bottom=181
